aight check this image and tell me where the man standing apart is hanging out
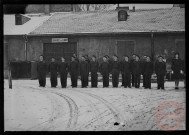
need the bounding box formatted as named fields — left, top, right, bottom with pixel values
left=171, top=52, right=183, bottom=89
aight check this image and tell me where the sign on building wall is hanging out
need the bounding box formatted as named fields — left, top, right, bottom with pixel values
left=52, top=38, right=68, bottom=43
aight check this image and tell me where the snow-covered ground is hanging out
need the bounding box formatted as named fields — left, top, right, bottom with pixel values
left=4, top=78, right=185, bottom=131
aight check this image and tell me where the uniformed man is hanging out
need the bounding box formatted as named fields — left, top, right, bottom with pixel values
left=171, top=52, right=183, bottom=89
left=100, top=56, right=110, bottom=88
left=84, top=55, right=90, bottom=86
left=49, top=57, right=58, bottom=88
left=130, top=54, right=136, bottom=87
left=141, top=55, right=147, bottom=87
left=122, top=56, right=131, bottom=88
left=120, top=56, right=125, bottom=86
left=182, top=59, right=185, bottom=88
left=69, top=56, right=79, bottom=88
left=37, top=55, right=47, bottom=87
left=80, top=56, right=89, bottom=88
left=111, top=55, right=120, bottom=88
left=133, top=55, right=141, bottom=88
left=144, top=56, right=153, bottom=89
left=155, top=56, right=166, bottom=90
left=90, top=55, right=99, bottom=88
left=58, top=57, right=68, bottom=88
left=105, top=55, right=111, bottom=87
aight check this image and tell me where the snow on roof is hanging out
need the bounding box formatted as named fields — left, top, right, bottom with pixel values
left=4, top=14, right=52, bottom=35
left=30, top=8, right=185, bottom=35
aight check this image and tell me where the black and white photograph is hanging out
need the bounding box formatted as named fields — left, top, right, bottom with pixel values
left=3, top=3, right=186, bottom=131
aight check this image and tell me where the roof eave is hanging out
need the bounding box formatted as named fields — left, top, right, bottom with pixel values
left=28, top=31, right=185, bottom=36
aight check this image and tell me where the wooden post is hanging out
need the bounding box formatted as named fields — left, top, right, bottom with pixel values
left=6, top=40, right=12, bottom=89
left=8, top=62, right=12, bottom=89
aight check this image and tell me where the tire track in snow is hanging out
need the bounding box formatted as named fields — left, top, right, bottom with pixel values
left=74, top=90, right=126, bottom=130
left=24, top=86, right=67, bottom=131
left=26, top=86, right=79, bottom=131
left=64, top=90, right=105, bottom=131
left=51, top=92, right=79, bottom=131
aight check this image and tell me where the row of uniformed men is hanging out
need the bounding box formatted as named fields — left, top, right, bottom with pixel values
left=37, top=54, right=176, bottom=89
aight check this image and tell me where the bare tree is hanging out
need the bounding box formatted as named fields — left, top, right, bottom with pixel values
left=72, top=4, right=116, bottom=12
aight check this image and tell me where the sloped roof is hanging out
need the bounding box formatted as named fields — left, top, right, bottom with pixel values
left=30, top=8, right=185, bottom=35
left=4, top=14, right=51, bottom=35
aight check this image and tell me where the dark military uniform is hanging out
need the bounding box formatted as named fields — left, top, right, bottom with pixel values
left=80, top=61, right=89, bottom=88
left=75, top=57, right=79, bottom=63
left=37, top=61, right=47, bottom=87
left=106, top=58, right=112, bottom=87
left=122, top=61, right=131, bottom=88
left=49, top=62, right=58, bottom=87
left=133, top=61, right=141, bottom=88
left=69, top=60, right=79, bottom=87
left=182, top=60, right=185, bottom=76
left=90, top=60, right=99, bottom=87
left=144, top=61, right=153, bottom=89
left=120, top=60, right=125, bottom=86
left=130, top=59, right=135, bottom=87
left=111, top=61, right=120, bottom=87
left=58, top=62, right=68, bottom=88
left=183, top=60, right=185, bottom=73
left=141, top=60, right=146, bottom=87
left=155, top=61, right=166, bottom=89
left=85, top=58, right=90, bottom=86
left=171, top=58, right=182, bottom=80
left=100, top=61, right=110, bottom=87
left=182, top=60, right=185, bottom=88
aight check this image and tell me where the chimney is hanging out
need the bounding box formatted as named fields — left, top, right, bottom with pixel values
left=15, top=14, right=31, bottom=25
left=116, top=6, right=129, bottom=21
left=133, top=6, right=135, bottom=12
left=44, top=4, right=50, bottom=14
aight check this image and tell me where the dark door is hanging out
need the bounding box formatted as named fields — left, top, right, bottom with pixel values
left=44, top=42, right=77, bottom=63
left=117, top=40, right=135, bottom=59
left=175, top=39, right=185, bottom=60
